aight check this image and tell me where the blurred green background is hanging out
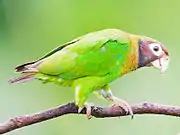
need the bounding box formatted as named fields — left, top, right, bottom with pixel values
left=1, top=0, right=180, bottom=135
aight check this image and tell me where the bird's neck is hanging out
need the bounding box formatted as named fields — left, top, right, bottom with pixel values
left=119, top=35, right=140, bottom=76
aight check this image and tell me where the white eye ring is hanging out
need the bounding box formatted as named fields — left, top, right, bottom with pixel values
left=149, top=43, right=163, bottom=56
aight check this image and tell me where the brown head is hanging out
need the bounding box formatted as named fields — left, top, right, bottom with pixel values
left=138, top=36, right=170, bottom=73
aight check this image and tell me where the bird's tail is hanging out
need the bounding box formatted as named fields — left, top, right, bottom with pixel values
left=8, top=59, right=42, bottom=84
left=8, top=73, right=37, bottom=84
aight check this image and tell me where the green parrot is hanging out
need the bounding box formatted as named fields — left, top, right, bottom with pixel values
left=9, top=29, right=170, bottom=118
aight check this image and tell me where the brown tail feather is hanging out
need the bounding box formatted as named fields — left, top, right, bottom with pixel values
left=8, top=73, right=36, bottom=84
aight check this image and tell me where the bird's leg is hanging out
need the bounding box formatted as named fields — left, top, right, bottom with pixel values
left=77, top=102, right=93, bottom=119
left=74, top=84, right=93, bottom=119
left=98, top=85, right=134, bottom=118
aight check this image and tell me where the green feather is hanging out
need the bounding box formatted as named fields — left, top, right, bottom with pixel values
left=38, top=29, right=130, bottom=78
left=11, top=29, right=139, bottom=107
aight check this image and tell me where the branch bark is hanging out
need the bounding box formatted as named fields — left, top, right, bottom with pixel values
left=0, top=102, right=180, bottom=134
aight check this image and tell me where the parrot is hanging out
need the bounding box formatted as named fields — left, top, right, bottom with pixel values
left=9, top=29, right=170, bottom=119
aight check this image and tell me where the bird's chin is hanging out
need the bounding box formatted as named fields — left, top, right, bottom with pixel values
left=150, top=56, right=170, bottom=73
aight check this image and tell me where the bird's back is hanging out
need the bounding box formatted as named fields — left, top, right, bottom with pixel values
left=37, top=29, right=132, bottom=79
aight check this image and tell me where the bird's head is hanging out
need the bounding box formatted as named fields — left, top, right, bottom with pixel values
left=138, top=36, right=170, bottom=73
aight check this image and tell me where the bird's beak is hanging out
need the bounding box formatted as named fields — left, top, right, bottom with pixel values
left=151, top=55, right=170, bottom=73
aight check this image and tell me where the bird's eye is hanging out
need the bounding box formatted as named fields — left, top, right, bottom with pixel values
left=149, top=43, right=163, bottom=56
left=153, top=46, right=159, bottom=52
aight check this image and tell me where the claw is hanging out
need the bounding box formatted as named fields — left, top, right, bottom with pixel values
left=78, top=107, right=84, bottom=113
left=77, top=103, right=93, bottom=119
left=110, top=97, right=134, bottom=119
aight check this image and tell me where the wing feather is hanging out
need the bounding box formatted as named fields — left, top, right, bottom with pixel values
left=37, top=29, right=131, bottom=78
left=15, top=39, right=79, bottom=72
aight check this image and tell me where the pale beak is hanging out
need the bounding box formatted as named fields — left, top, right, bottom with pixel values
left=151, top=55, right=170, bottom=73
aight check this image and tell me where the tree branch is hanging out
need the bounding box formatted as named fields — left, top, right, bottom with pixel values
left=0, top=102, right=180, bottom=134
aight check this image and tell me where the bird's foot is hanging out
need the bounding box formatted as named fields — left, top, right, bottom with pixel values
left=78, top=103, right=93, bottom=119
left=109, top=97, right=134, bottom=119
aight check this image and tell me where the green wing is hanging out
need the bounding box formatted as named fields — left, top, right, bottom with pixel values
left=37, top=29, right=131, bottom=79
left=15, top=39, right=78, bottom=72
